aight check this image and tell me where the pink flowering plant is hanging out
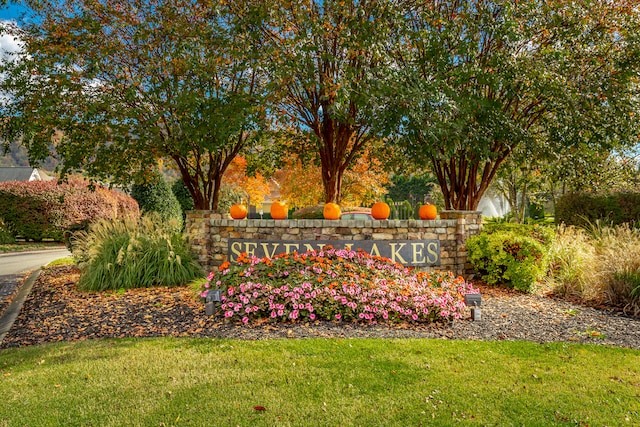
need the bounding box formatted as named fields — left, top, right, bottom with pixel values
left=199, top=247, right=479, bottom=325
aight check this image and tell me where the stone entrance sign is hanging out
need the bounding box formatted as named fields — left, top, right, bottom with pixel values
left=228, top=239, right=440, bottom=266
left=186, top=210, right=482, bottom=276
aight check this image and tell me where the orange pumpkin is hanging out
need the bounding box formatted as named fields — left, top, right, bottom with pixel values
left=323, top=202, right=341, bottom=220
left=229, top=204, right=248, bottom=219
left=419, top=203, right=437, bottom=220
left=371, top=201, right=390, bottom=220
left=270, top=201, right=288, bottom=219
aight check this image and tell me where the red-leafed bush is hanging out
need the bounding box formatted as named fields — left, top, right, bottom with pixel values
left=0, top=179, right=139, bottom=242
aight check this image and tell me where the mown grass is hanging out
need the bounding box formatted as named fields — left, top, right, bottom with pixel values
left=1, top=338, right=638, bottom=426
left=45, top=256, right=75, bottom=267
left=0, top=242, right=65, bottom=253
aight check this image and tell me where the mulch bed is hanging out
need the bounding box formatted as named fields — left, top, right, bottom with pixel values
left=1, top=265, right=639, bottom=350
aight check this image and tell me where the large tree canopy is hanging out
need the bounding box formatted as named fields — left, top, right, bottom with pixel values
left=0, top=0, right=265, bottom=210
left=2, top=0, right=639, bottom=213
left=391, top=0, right=640, bottom=210
left=242, top=0, right=401, bottom=203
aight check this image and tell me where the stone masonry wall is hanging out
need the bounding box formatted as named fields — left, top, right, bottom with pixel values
left=185, top=210, right=483, bottom=277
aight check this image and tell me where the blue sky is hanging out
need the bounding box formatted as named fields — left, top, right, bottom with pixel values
left=0, top=2, right=29, bottom=22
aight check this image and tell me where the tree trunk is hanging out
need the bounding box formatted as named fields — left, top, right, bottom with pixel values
left=431, top=149, right=509, bottom=211
left=316, top=119, right=364, bottom=204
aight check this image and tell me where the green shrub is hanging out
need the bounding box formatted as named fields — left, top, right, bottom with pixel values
left=467, top=225, right=552, bottom=292
left=73, top=215, right=203, bottom=291
left=482, top=223, right=555, bottom=247
left=171, top=179, right=195, bottom=219
left=131, top=171, right=183, bottom=228
left=387, top=199, right=416, bottom=220
left=0, top=218, right=14, bottom=244
left=555, top=192, right=640, bottom=228
left=0, top=180, right=139, bottom=242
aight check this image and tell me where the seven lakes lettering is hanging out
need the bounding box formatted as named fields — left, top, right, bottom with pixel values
left=228, top=239, right=440, bottom=266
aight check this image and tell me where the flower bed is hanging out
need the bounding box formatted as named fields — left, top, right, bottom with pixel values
left=199, top=247, right=478, bottom=325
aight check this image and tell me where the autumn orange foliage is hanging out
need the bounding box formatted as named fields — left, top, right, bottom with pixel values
left=276, top=148, right=389, bottom=208
left=223, top=156, right=271, bottom=207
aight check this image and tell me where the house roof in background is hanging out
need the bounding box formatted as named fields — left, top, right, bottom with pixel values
left=0, top=167, right=54, bottom=182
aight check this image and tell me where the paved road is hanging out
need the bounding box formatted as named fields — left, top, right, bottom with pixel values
left=0, top=248, right=71, bottom=276
left=0, top=248, right=72, bottom=341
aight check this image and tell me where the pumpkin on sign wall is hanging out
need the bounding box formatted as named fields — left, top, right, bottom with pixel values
left=371, top=201, right=390, bottom=220
left=323, top=203, right=341, bottom=220
left=419, top=203, right=437, bottom=220
left=270, top=201, right=288, bottom=219
left=230, top=203, right=248, bottom=219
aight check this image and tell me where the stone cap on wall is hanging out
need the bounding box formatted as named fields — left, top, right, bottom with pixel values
left=207, top=218, right=457, bottom=228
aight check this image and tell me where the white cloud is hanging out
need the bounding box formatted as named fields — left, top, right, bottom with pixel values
left=0, top=20, right=23, bottom=59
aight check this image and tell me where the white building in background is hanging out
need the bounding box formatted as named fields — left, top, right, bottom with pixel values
left=0, top=166, right=54, bottom=182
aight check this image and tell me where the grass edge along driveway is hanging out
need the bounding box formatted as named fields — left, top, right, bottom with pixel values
left=1, top=337, right=639, bottom=426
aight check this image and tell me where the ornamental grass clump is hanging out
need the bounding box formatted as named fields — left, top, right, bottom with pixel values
left=73, top=214, right=203, bottom=291
left=547, top=224, right=640, bottom=316
left=199, top=247, right=478, bottom=325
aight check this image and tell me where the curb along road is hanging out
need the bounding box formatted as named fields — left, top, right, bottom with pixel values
left=0, top=248, right=71, bottom=345
left=0, top=269, right=41, bottom=344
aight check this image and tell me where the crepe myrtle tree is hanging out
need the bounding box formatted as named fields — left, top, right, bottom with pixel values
left=389, top=0, right=640, bottom=211
left=237, top=0, right=402, bottom=204
left=0, top=0, right=266, bottom=211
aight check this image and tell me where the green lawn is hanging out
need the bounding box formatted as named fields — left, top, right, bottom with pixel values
left=0, top=242, right=66, bottom=253
left=1, top=338, right=638, bottom=426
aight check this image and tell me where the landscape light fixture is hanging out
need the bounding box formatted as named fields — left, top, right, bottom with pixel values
left=205, top=289, right=222, bottom=316
left=464, top=293, right=482, bottom=321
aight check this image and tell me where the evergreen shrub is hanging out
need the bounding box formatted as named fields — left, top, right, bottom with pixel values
left=0, top=218, right=14, bottom=244
left=467, top=224, right=553, bottom=292
left=555, top=192, right=640, bottom=228
left=171, top=179, right=195, bottom=219
left=131, top=172, right=183, bottom=228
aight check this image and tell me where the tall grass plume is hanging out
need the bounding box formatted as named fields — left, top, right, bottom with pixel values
left=72, top=214, right=203, bottom=291
left=546, top=224, right=640, bottom=316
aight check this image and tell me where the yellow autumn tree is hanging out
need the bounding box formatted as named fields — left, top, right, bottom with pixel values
left=274, top=159, right=324, bottom=209
left=341, top=150, right=390, bottom=207
left=276, top=148, right=389, bottom=209
left=223, top=156, right=271, bottom=208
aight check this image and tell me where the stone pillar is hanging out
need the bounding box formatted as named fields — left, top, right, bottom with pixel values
left=439, top=210, right=483, bottom=276
left=185, top=210, right=223, bottom=273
